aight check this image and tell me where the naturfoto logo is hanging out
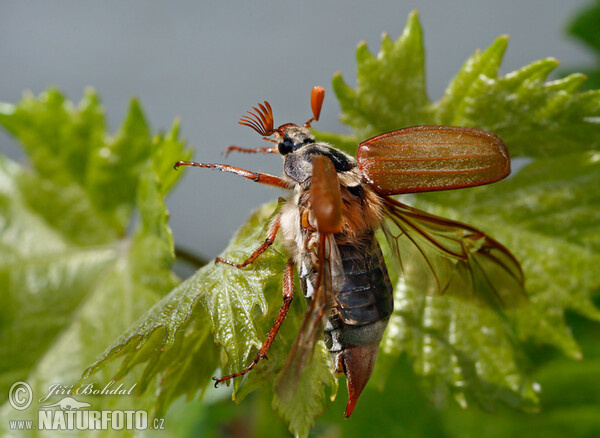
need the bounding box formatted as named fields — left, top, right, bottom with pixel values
left=7, top=381, right=164, bottom=432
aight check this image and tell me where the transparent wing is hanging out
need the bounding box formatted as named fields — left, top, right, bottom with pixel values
left=383, top=196, right=526, bottom=309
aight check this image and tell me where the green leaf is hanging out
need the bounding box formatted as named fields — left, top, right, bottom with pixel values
left=82, top=202, right=337, bottom=437
left=271, top=342, right=337, bottom=438
left=332, top=11, right=434, bottom=143
left=437, top=54, right=600, bottom=158
left=0, top=154, right=117, bottom=392
left=0, top=88, right=189, bottom=432
left=412, top=152, right=600, bottom=364
left=86, top=98, right=154, bottom=232
left=153, top=118, right=193, bottom=196
left=439, top=315, right=600, bottom=438
left=79, top=205, right=276, bottom=397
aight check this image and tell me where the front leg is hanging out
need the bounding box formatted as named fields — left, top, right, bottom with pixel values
left=174, top=161, right=291, bottom=189
left=223, top=145, right=278, bottom=156
left=216, top=215, right=281, bottom=268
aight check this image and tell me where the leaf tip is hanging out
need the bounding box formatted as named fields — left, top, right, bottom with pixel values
left=170, top=116, right=182, bottom=133
left=486, top=34, right=510, bottom=57
left=119, top=95, right=150, bottom=135
left=403, top=9, right=423, bottom=39
left=331, top=72, right=355, bottom=103
left=80, top=86, right=102, bottom=110
left=355, top=40, right=373, bottom=64
left=128, top=96, right=143, bottom=113
left=406, top=9, right=420, bottom=24
left=547, top=56, right=561, bottom=67
left=83, top=85, right=98, bottom=98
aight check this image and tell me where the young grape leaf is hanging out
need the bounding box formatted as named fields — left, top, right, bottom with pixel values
left=0, top=89, right=190, bottom=431
left=80, top=202, right=337, bottom=437
left=332, top=11, right=434, bottom=141
left=437, top=313, right=600, bottom=438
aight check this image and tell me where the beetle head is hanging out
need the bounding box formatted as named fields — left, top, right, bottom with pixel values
left=238, top=86, right=325, bottom=155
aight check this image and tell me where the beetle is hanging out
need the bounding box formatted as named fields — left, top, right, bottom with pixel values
left=175, top=86, right=526, bottom=417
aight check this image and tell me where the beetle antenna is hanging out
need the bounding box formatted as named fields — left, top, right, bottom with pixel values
left=239, top=101, right=275, bottom=137
left=304, top=86, right=325, bottom=128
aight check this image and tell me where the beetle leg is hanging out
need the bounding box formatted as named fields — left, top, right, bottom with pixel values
left=223, top=145, right=278, bottom=156
left=174, top=161, right=292, bottom=189
left=213, top=258, right=295, bottom=386
left=216, top=215, right=281, bottom=268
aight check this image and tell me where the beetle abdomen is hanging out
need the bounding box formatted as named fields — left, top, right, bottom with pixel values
left=335, top=239, right=393, bottom=325
left=324, top=236, right=393, bottom=351
left=322, top=235, right=393, bottom=417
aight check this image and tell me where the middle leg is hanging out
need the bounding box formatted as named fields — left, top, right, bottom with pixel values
left=216, top=214, right=281, bottom=268
left=213, top=257, right=295, bottom=386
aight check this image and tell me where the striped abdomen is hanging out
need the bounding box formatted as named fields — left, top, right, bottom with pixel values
left=323, top=234, right=393, bottom=357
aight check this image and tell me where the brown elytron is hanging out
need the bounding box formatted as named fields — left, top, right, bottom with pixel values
left=175, top=85, right=526, bottom=417
left=357, top=125, right=510, bottom=194
left=310, top=155, right=343, bottom=234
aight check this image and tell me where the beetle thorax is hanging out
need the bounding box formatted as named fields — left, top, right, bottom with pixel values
left=279, top=167, right=385, bottom=265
